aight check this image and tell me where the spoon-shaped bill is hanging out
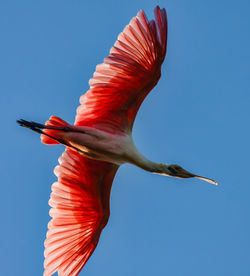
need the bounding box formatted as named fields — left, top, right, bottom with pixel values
left=168, top=165, right=218, bottom=186
left=195, top=175, right=218, bottom=186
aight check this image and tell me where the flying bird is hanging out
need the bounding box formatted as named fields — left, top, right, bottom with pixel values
left=18, top=6, right=217, bottom=276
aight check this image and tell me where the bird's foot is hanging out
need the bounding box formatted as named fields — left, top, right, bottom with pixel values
left=17, top=119, right=71, bottom=132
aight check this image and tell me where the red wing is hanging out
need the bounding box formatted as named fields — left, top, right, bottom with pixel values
left=75, top=6, right=167, bottom=133
left=43, top=148, right=118, bottom=276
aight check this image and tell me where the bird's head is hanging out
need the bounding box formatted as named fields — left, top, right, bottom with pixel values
left=162, top=164, right=218, bottom=185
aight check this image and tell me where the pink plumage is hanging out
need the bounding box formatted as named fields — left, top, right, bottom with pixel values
left=44, top=148, right=118, bottom=275
left=43, top=6, right=167, bottom=275
left=16, top=6, right=168, bottom=276
left=75, top=6, right=167, bottom=133
left=17, top=5, right=218, bottom=275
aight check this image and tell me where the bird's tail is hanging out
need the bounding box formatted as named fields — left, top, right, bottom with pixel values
left=41, top=116, right=69, bottom=145
left=17, top=116, right=70, bottom=145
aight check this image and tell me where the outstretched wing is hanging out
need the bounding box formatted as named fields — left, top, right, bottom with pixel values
left=43, top=148, right=118, bottom=276
left=75, top=6, right=167, bottom=133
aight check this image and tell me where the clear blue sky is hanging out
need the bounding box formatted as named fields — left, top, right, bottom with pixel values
left=1, top=0, right=250, bottom=275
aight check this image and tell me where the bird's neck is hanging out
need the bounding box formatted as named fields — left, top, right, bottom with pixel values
left=128, top=149, right=168, bottom=175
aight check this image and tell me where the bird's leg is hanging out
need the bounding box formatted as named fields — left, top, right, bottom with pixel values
left=17, top=119, right=84, bottom=154
left=17, top=119, right=72, bottom=132
left=17, top=119, right=92, bottom=135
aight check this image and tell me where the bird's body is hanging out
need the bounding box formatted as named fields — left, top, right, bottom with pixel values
left=44, top=121, right=165, bottom=171
left=59, top=124, right=132, bottom=164
left=18, top=6, right=217, bottom=276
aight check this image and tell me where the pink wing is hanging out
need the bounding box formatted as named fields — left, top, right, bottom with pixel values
left=44, top=148, right=118, bottom=276
left=44, top=6, right=167, bottom=275
left=75, top=6, right=167, bottom=133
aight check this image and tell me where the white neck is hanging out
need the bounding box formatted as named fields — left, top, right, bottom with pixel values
left=127, top=147, right=168, bottom=175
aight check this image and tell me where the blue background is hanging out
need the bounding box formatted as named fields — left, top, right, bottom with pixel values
left=1, top=0, right=250, bottom=275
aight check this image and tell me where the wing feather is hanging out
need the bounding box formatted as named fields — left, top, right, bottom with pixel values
left=43, top=148, right=118, bottom=276
left=75, top=6, right=167, bottom=132
left=43, top=6, right=167, bottom=275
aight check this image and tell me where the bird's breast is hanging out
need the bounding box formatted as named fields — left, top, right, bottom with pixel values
left=63, top=127, right=135, bottom=165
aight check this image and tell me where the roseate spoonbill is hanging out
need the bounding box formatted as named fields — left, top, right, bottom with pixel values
left=17, top=6, right=217, bottom=276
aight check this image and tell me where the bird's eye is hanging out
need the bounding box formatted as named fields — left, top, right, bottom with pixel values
left=169, top=166, right=176, bottom=173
